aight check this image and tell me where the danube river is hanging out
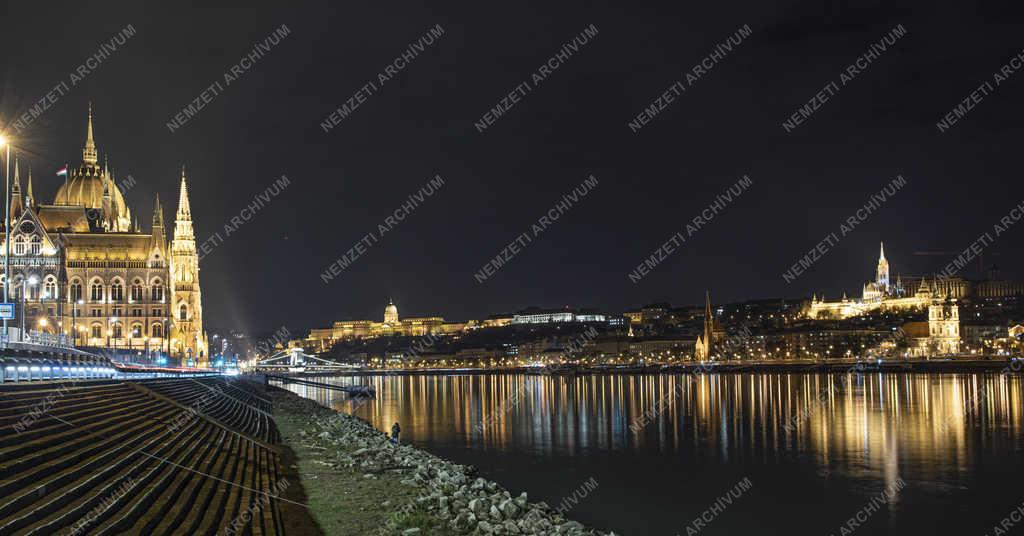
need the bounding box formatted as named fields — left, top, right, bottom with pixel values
left=275, top=372, right=1024, bottom=535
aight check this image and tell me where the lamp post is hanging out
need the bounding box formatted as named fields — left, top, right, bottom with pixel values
left=110, top=316, right=118, bottom=355
left=1, top=135, right=9, bottom=345
left=164, top=318, right=171, bottom=364
left=72, top=299, right=82, bottom=346
left=21, top=275, right=37, bottom=340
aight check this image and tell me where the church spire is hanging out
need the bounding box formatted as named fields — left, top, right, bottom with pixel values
left=696, top=290, right=716, bottom=361
left=876, top=241, right=890, bottom=290
left=83, top=102, right=98, bottom=165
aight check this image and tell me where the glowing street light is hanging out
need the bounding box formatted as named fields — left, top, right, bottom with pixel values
left=21, top=275, right=38, bottom=337
left=0, top=134, right=9, bottom=345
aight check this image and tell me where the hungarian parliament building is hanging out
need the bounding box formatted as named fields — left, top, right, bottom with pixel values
left=0, top=106, right=208, bottom=362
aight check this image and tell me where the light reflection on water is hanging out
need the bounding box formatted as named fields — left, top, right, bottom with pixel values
left=276, top=372, right=1024, bottom=535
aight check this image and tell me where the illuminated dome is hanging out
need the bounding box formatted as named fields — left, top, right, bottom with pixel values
left=54, top=165, right=129, bottom=213
left=52, top=105, right=132, bottom=231
left=384, top=299, right=399, bottom=324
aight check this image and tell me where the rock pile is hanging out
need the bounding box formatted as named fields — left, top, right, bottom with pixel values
left=283, top=397, right=613, bottom=535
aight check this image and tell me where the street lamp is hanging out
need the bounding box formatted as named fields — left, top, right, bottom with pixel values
left=21, top=275, right=38, bottom=339
left=0, top=134, right=9, bottom=345
left=109, top=316, right=119, bottom=354
left=72, top=299, right=83, bottom=346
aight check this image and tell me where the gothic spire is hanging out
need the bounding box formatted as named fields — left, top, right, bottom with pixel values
left=879, top=242, right=886, bottom=261
left=176, top=166, right=191, bottom=219
left=26, top=167, right=34, bottom=208
left=10, top=157, right=22, bottom=218
left=11, top=157, right=20, bottom=193
left=151, top=194, right=166, bottom=252
left=83, top=102, right=98, bottom=165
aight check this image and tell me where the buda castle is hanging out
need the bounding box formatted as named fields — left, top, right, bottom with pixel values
left=0, top=106, right=208, bottom=363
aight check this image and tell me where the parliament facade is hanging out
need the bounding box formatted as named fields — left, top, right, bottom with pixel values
left=0, top=107, right=208, bottom=363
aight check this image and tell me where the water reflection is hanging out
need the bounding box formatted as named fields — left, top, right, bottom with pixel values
left=276, top=372, right=1024, bottom=534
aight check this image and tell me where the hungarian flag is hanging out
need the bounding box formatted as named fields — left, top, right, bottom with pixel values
left=56, top=165, right=68, bottom=176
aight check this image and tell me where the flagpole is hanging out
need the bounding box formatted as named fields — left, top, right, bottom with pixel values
left=64, top=162, right=69, bottom=205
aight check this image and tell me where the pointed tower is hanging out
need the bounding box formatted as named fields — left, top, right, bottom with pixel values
left=83, top=103, right=98, bottom=165
left=10, top=158, right=22, bottom=219
left=151, top=194, right=166, bottom=254
left=101, top=177, right=112, bottom=230
left=170, top=168, right=208, bottom=364
left=876, top=242, right=890, bottom=292
left=25, top=168, right=34, bottom=209
left=695, top=291, right=716, bottom=361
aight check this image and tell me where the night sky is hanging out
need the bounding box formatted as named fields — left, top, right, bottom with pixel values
left=1, top=1, right=1022, bottom=332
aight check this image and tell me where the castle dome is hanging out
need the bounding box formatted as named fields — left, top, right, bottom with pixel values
left=384, top=299, right=399, bottom=324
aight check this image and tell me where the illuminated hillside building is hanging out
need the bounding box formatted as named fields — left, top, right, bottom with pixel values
left=293, top=299, right=519, bottom=352
left=807, top=243, right=932, bottom=319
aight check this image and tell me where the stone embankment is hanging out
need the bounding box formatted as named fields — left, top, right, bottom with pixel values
left=272, top=389, right=615, bottom=535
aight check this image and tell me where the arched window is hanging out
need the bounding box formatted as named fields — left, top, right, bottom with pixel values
left=70, top=280, right=83, bottom=302
left=151, top=280, right=164, bottom=301
left=11, top=277, right=22, bottom=300
left=91, top=323, right=102, bottom=339
left=13, top=236, right=25, bottom=256
left=112, top=323, right=123, bottom=339
left=43, top=278, right=57, bottom=300
left=130, top=279, right=143, bottom=302
left=152, top=323, right=163, bottom=338
left=131, top=323, right=142, bottom=338
left=179, top=304, right=187, bottom=321
left=90, top=281, right=104, bottom=301
left=30, top=236, right=41, bottom=255
left=110, top=281, right=124, bottom=302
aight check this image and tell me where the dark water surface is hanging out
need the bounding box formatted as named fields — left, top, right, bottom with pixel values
left=275, top=372, right=1024, bottom=535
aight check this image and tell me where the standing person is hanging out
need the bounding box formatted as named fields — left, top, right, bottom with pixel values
left=390, top=422, right=401, bottom=444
